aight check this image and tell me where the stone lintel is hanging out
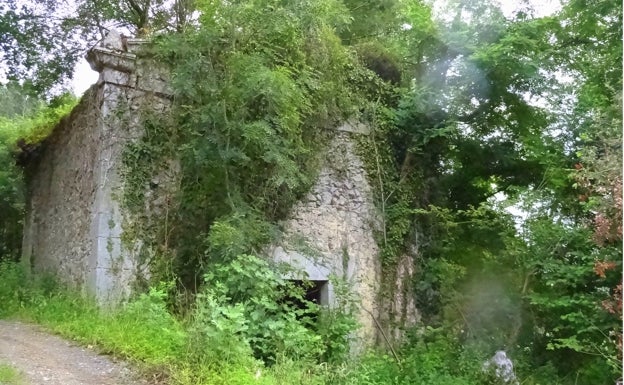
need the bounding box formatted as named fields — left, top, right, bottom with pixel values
left=273, top=246, right=333, bottom=281
left=272, top=246, right=336, bottom=308
left=87, top=47, right=136, bottom=73
left=335, top=120, right=370, bottom=135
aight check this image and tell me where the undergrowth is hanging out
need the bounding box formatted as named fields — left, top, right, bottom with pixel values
left=0, top=363, right=25, bottom=385
left=0, top=260, right=575, bottom=385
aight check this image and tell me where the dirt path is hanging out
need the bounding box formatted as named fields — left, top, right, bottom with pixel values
left=0, top=320, right=150, bottom=385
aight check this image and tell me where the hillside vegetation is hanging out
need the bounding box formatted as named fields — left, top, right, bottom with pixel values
left=0, top=0, right=621, bottom=384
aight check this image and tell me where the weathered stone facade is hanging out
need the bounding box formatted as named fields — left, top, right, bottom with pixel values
left=22, top=31, right=418, bottom=348
left=272, top=126, right=382, bottom=348
left=21, top=91, right=99, bottom=293
left=385, top=253, right=420, bottom=341
left=22, top=31, right=172, bottom=304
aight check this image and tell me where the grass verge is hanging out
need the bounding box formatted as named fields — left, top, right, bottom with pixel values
left=0, top=261, right=576, bottom=385
left=0, top=363, right=25, bottom=385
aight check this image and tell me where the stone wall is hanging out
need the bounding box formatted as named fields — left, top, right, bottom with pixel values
left=22, top=31, right=173, bottom=304
left=385, top=253, right=420, bottom=342
left=21, top=90, right=100, bottom=291
left=272, top=126, right=382, bottom=349
left=22, top=31, right=418, bottom=346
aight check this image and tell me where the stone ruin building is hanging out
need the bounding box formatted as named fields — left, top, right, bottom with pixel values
left=20, top=31, right=418, bottom=347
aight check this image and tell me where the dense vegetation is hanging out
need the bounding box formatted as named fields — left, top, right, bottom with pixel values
left=0, top=0, right=621, bottom=384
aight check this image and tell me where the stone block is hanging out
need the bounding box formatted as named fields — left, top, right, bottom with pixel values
left=334, top=120, right=370, bottom=135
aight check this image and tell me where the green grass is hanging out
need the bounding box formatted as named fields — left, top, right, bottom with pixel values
left=0, top=262, right=349, bottom=384
left=0, top=263, right=467, bottom=385
left=0, top=363, right=25, bottom=385
left=0, top=262, right=335, bottom=384
left=0, top=261, right=576, bottom=385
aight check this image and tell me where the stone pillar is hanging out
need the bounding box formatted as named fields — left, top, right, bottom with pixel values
left=21, top=30, right=173, bottom=305
left=85, top=30, right=173, bottom=304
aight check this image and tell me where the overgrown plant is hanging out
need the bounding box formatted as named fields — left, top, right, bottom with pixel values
left=0, top=260, right=580, bottom=385
left=188, top=254, right=324, bottom=365
left=120, top=0, right=377, bottom=289
left=0, top=0, right=620, bottom=383
left=0, top=91, right=77, bottom=261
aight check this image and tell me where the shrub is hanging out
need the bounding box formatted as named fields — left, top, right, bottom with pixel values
left=188, top=255, right=324, bottom=366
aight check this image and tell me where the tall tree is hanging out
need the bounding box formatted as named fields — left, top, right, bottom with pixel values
left=0, top=0, right=197, bottom=95
left=368, top=0, right=622, bottom=381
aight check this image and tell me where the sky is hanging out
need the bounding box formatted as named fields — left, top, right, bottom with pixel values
left=497, top=0, right=561, bottom=18
left=70, top=0, right=562, bottom=96
left=73, top=60, right=99, bottom=95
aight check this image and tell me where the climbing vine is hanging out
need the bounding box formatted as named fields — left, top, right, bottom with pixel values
left=119, top=0, right=374, bottom=290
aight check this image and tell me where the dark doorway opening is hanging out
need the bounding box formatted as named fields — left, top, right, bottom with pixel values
left=283, top=280, right=329, bottom=325
left=301, top=280, right=328, bottom=306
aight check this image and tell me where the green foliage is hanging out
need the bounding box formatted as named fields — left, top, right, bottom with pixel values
left=6, top=93, right=77, bottom=144
left=0, top=261, right=27, bottom=315
left=315, top=328, right=514, bottom=385
left=352, top=1, right=621, bottom=382
left=0, top=363, right=25, bottom=385
left=189, top=255, right=323, bottom=365
left=112, top=285, right=187, bottom=363
left=205, top=213, right=276, bottom=261
left=122, top=0, right=375, bottom=286
left=314, top=276, right=359, bottom=363
left=0, top=92, right=77, bottom=261
left=0, top=261, right=348, bottom=385
left=0, top=1, right=82, bottom=94
left=0, top=260, right=581, bottom=385
left=339, top=0, right=401, bottom=44
left=0, top=0, right=198, bottom=95
left=0, top=0, right=620, bottom=383
left=515, top=215, right=621, bottom=379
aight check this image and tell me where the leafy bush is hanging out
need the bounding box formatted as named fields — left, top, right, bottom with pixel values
left=123, top=0, right=372, bottom=287
left=0, top=91, right=77, bottom=261
left=188, top=255, right=323, bottom=366
left=1, top=260, right=581, bottom=385
left=0, top=261, right=28, bottom=316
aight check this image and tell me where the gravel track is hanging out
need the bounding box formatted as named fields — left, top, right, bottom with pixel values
left=0, top=320, right=150, bottom=385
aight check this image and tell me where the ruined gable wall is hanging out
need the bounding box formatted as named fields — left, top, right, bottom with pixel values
left=22, top=31, right=417, bottom=342
left=273, top=127, right=383, bottom=349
